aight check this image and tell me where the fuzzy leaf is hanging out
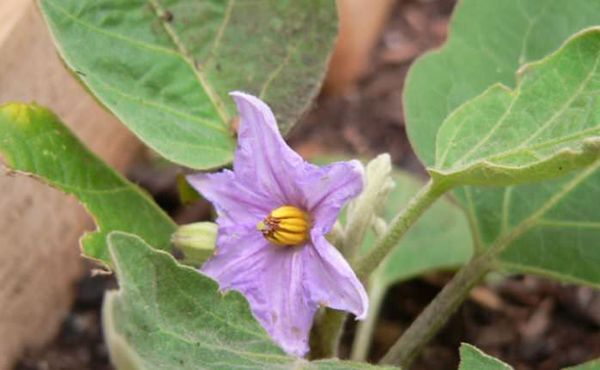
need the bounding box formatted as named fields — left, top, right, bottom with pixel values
left=404, top=1, right=600, bottom=286
left=458, top=344, right=512, bottom=370
left=103, top=232, right=398, bottom=370
left=0, top=103, right=175, bottom=264
left=39, top=0, right=337, bottom=169
left=405, top=0, right=600, bottom=166
left=431, top=28, right=600, bottom=186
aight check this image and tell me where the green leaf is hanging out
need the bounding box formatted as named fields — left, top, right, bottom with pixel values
left=405, top=0, right=600, bottom=167
left=0, top=103, right=175, bottom=264
left=458, top=343, right=512, bottom=370
left=39, top=0, right=337, bottom=169
left=431, top=28, right=600, bottom=186
left=563, top=359, right=600, bottom=370
left=404, top=2, right=600, bottom=285
left=460, top=163, right=600, bottom=285
left=104, top=232, right=398, bottom=369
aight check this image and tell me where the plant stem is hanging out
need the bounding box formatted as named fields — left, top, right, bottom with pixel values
left=379, top=252, right=494, bottom=368
left=350, top=281, right=386, bottom=361
left=311, top=178, right=450, bottom=360
left=355, top=178, right=449, bottom=280
left=308, top=309, right=347, bottom=359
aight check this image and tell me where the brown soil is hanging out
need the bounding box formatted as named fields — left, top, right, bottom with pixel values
left=15, top=0, right=599, bottom=369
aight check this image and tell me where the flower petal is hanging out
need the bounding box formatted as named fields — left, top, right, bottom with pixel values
left=187, top=170, right=275, bottom=227
left=230, top=91, right=314, bottom=205
left=303, top=231, right=368, bottom=320
left=202, top=228, right=269, bottom=289
left=302, top=160, right=364, bottom=233
left=203, top=234, right=315, bottom=357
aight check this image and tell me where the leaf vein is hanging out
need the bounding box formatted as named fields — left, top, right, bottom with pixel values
left=146, top=0, right=231, bottom=125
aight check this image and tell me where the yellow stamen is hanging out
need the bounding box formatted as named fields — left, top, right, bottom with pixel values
left=257, top=205, right=310, bottom=246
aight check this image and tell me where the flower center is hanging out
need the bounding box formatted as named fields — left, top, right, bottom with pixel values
left=257, top=205, right=310, bottom=246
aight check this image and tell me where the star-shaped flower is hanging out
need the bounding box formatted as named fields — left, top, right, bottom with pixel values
left=187, top=92, right=368, bottom=356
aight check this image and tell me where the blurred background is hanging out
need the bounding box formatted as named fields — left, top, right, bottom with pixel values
left=1, top=1, right=598, bottom=369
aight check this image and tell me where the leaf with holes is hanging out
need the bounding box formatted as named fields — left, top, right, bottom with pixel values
left=103, top=232, right=398, bottom=370
left=39, top=0, right=337, bottom=169
left=0, top=103, right=175, bottom=264
left=458, top=344, right=512, bottom=370
left=430, top=28, right=600, bottom=187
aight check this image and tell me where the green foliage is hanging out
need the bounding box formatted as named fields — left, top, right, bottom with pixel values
left=0, top=103, right=175, bottom=264
left=405, top=0, right=600, bottom=166
left=458, top=344, right=512, bottom=370
left=103, top=232, right=399, bottom=370
left=457, top=343, right=598, bottom=370
left=404, top=1, right=600, bottom=286
left=432, top=29, right=600, bottom=186
left=39, top=0, right=337, bottom=169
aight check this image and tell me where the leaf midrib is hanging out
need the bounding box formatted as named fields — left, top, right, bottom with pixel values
left=43, top=0, right=234, bottom=139
left=146, top=0, right=231, bottom=125
left=483, top=159, right=600, bottom=257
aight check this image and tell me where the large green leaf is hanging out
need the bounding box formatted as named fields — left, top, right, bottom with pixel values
left=103, top=232, right=398, bottom=370
left=458, top=344, right=512, bottom=370
left=39, top=0, right=337, bottom=169
left=405, top=0, right=600, bottom=166
left=431, top=28, right=600, bottom=186
left=0, top=103, right=175, bottom=264
left=404, top=1, right=600, bottom=285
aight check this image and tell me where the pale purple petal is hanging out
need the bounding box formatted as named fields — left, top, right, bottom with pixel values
left=202, top=229, right=270, bottom=290
left=203, top=233, right=315, bottom=356
left=303, top=231, right=368, bottom=320
left=190, top=92, right=369, bottom=358
left=230, top=91, right=315, bottom=205
left=302, top=160, right=364, bottom=233
left=187, top=170, right=275, bottom=227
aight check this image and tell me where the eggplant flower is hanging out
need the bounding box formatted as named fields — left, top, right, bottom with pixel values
left=187, top=92, right=368, bottom=357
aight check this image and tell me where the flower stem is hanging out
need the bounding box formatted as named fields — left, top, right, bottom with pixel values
left=378, top=252, right=494, bottom=368
left=350, top=281, right=386, bottom=361
left=355, top=178, right=450, bottom=280
left=310, top=178, right=450, bottom=360
left=308, top=308, right=347, bottom=359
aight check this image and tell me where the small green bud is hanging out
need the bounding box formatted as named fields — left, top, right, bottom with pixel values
left=172, top=222, right=217, bottom=266
left=344, top=154, right=396, bottom=258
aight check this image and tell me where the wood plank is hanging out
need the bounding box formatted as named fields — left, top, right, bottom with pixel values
left=0, top=1, right=141, bottom=368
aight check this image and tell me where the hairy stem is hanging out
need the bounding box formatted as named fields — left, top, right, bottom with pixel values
left=355, top=178, right=450, bottom=280
left=379, top=179, right=553, bottom=369
left=308, top=309, right=347, bottom=359
left=379, top=253, right=494, bottom=368
left=311, top=178, right=450, bottom=359
left=350, top=282, right=386, bottom=361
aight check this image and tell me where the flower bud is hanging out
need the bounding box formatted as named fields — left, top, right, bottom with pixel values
left=172, top=222, right=217, bottom=266
left=344, top=154, right=396, bottom=258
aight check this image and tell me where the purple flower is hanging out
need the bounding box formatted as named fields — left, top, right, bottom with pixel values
left=187, top=92, right=368, bottom=357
